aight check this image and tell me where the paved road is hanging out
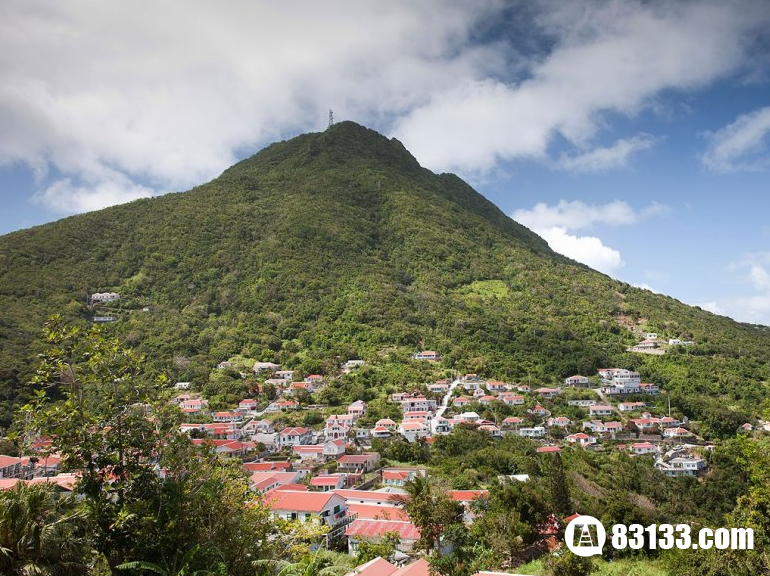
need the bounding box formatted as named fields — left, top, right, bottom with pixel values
left=436, top=378, right=462, bottom=417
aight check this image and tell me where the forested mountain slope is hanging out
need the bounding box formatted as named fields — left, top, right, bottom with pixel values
left=1, top=121, right=768, bottom=426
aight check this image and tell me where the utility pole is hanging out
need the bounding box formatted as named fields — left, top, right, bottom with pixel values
left=328, top=110, right=334, bottom=127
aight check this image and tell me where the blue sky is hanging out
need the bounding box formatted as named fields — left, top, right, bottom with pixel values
left=1, top=0, right=770, bottom=325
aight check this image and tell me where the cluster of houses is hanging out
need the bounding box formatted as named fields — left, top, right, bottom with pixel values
left=626, top=333, right=696, bottom=355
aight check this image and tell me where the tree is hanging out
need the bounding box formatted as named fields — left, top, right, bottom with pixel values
left=21, top=318, right=279, bottom=575
left=397, top=477, right=464, bottom=554
left=355, top=532, right=400, bottom=564
left=0, top=481, right=90, bottom=575
left=544, top=550, right=593, bottom=576
left=542, top=453, right=571, bottom=516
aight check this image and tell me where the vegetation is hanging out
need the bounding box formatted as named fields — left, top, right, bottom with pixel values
left=0, top=122, right=768, bottom=432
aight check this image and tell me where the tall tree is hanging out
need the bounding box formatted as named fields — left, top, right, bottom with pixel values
left=397, top=477, right=464, bottom=554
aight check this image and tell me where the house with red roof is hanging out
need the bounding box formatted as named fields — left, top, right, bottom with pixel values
left=276, top=427, right=313, bottom=448
left=564, top=375, right=590, bottom=387
left=346, top=519, right=421, bottom=554
left=0, top=455, right=26, bottom=479
left=382, top=467, right=428, bottom=487
left=566, top=433, right=597, bottom=447
left=399, top=421, right=430, bottom=443
left=535, top=387, right=560, bottom=398
left=337, top=453, right=381, bottom=473
left=310, top=474, right=347, bottom=492
left=345, top=557, right=431, bottom=576
left=265, top=489, right=347, bottom=525
left=629, top=442, right=658, bottom=455
left=537, top=446, right=562, bottom=454
left=238, top=399, right=258, bottom=412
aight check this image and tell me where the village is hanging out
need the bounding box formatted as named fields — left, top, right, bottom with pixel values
left=4, top=337, right=756, bottom=571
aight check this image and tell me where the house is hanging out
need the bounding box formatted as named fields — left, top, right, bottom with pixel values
left=656, top=456, right=706, bottom=477
left=486, top=381, right=508, bottom=393
left=305, top=374, right=324, bottom=384
left=498, top=393, right=525, bottom=406
left=546, top=416, right=572, bottom=428
left=640, top=383, right=660, bottom=395
left=536, top=446, right=562, bottom=454
left=479, top=424, right=502, bottom=438
left=374, top=418, right=397, bottom=430
left=212, top=411, right=241, bottom=423
left=0, top=455, right=25, bottom=479
left=534, top=387, right=560, bottom=398
left=337, top=453, right=381, bottom=474
left=242, top=419, right=275, bottom=435
left=253, top=362, right=280, bottom=374
left=346, top=519, right=421, bottom=555
left=334, top=489, right=404, bottom=507
left=399, top=421, right=430, bottom=443
left=402, top=396, right=437, bottom=413
left=310, top=474, right=347, bottom=492
left=456, top=412, right=480, bottom=423
left=630, top=442, right=658, bottom=455
left=179, top=398, right=207, bottom=412
left=631, top=339, right=659, bottom=351
left=275, top=370, right=295, bottom=380
left=216, top=361, right=233, bottom=370
left=477, top=395, right=497, bottom=405
left=564, top=375, right=590, bottom=387
left=618, top=401, right=646, bottom=412
left=582, top=420, right=622, bottom=434
left=589, top=405, right=614, bottom=417
left=452, top=396, right=472, bottom=408
left=174, top=381, right=192, bottom=390
left=566, top=433, right=597, bottom=447
left=663, top=427, right=692, bottom=439
left=518, top=426, right=546, bottom=438
left=382, top=467, right=428, bottom=487
left=404, top=411, right=432, bottom=421
left=371, top=426, right=391, bottom=439
left=275, top=400, right=300, bottom=411
left=238, top=399, right=258, bottom=412
left=293, top=445, right=325, bottom=461
left=448, top=489, right=489, bottom=522
left=343, top=360, right=366, bottom=371
left=528, top=405, right=550, bottom=418
left=427, top=383, right=449, bottom=394
left=348, top=401, right=367, bottom=419
left=244, top=461, right=293, bottom=473
left=568, top=399, right=596, bottom=407
left=276, top=427, right=313, bottom=448
left=658, top=416, right=682, bottom=428
left=91, top=291, right=120, bottom=302
left=462, top=380, right=481, bottom=392
left=430, top=416, right=451, bottom=435
left=501, top=417, right=523, bottom=429
left=345, top=557, right=430, bottom=576
left=413, top=351, right=440, bottom=361
left=265, top=489, right=347, bottom=525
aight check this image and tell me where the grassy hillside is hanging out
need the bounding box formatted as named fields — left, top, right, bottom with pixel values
left=1, top=121, right=768, bottom=427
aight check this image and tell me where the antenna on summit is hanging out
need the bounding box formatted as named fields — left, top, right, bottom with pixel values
left=328, top=110, right=334, bottom=127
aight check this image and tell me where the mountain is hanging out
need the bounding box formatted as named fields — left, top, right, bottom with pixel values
left=0, top=121, right=768, bottom=428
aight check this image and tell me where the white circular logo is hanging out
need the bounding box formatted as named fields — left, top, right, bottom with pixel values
left=564, top=515, right=606, bottom=557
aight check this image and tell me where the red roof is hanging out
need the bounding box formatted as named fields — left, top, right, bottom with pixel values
left=311, top=476, right=344, bottom=486
left=448, top=489, right=489, bottom=502
left=347, top=503, right=409, bottom=521
left=346, top=519, right=420, bottom=541
left=338, top=454, right=378, bottom=464
left=265, top=490, right=342, bottom=513
left=537, top=446, right=562, bottom=453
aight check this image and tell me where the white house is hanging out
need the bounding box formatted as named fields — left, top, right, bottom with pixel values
left=518, top=426, right=546, bottom=438
left=265, top=490, right=347, bottom=525
left=276, top=427, right=314, bottom=448
left=564, top=375, right=590, bottom=387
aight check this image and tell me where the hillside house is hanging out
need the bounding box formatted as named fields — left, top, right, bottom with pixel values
left=566, top=433, right=597, bottom=447
left=618, top=401, right=646, bottom=412
left=348, top=401, right=367, bottom=419
left=498, top=393, right=525, bottom=406
left=518, top=426, right=546, bottom=438
left=589, top=405, right=614, bottom=417
left=346, top=519, right=421, bottom=555
left=535, top=387, right=560, bottom=398
left=337, top=453, right=381, bottom=474
left=310, top=474, right=347, bottom=492
left=276, top=427, right=313, bottom=448
left=656, top=456, right=706, bottom=477
left=564, top=375, right=590, bottom=387
left=265, top=490, right=347, bottom=525
left=382, top=467, right=428, bottom=487
left=413, top=351, right=440, bottom=361
left=275, top=370, right=295, bottom=381
left=452, top=396, right=472, bottom=408
left=630, top=442, right=658, bottom=455
left=253, top=362, right=281, bottom=374
left=399, top=421, right=430, bottom=443
left=546, top=416, right=572, bottom=428
left=238, top=399, right=258, bottom=412
left=402, top=396, right=437, bottom=413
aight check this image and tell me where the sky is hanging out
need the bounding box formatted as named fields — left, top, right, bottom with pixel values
left=1, top=0, right=770, bottom=325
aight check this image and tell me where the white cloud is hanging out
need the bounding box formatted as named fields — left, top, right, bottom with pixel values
left=557, top=134, right=657, bottom=173
left=32, top=170, right=155, bottom=213
left=1, top=0, right=768, bottom=214
left=0, top=0, right=502, bottom=213
left=701, top=106, right=770, bottom=171
left=512, top=200, right=668, bottom=275
left=512, top=199, right=666, bottom=231
left=537, top=226, right=623, bottom=274
left=394, top=0, right=769, bottom=174
left=701, top=254, right=770, bottom=325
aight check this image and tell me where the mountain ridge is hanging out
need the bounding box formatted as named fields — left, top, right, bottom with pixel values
left=0, top=121, right=768, bottom=428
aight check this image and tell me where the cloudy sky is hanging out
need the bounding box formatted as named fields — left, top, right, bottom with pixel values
left=2, top=0, right=770, bottom=325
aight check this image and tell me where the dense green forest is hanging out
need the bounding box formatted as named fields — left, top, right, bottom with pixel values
left=1, top=121, right=769, bottom=429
